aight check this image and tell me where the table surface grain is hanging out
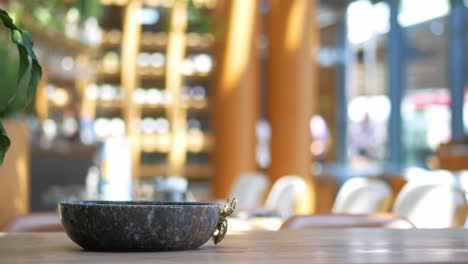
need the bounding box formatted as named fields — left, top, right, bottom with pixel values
left=2, top=229, right=468, bottom=264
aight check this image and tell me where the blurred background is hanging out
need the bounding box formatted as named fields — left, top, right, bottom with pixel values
left=0, top=0, right=467, bottom=229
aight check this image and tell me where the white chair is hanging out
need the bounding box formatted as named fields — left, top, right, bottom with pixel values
left=332, top=177, right=392, bottom=214
left=461, top=171, right=468, bottom=227
left=404, top=167, right=456, bottom=186
left=264, top=175, right=310, bottom=219
left=228, top=172, right=269, bottom=209
left=457, top=170, right=468, bottom=197
left=393, top=184, right=466, bottom=228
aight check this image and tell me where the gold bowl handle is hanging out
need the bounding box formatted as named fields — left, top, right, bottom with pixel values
left=212, top=198, right=237, bottom=245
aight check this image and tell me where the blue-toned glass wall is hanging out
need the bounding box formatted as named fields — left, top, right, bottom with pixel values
left=335, top=0, right=466, bottom=169
left=344, top=0, right=390, bottom=166
left=401, top=0, right=452, bottom=167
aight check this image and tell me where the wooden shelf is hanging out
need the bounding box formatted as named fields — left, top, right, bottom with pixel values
left=138, top=67, right=166, bottom=78
left=183, top=74, right=212, bottom=80
left=140, top=132, right=213, bottom=154
left=47, top=103, right=70, bottom=109
left=101, top=0, right=216, bottom=9
left=95, top=1, right=215, bottom=181
left=96, top=100, right=123, bottom=109
left=140, top=147, right=212, bottom=154
left=45, top=77, right=77, bottom=88
left=139, top=163, right=212, bottom=179
left=186, top=33, right=214, bottom=51
left=100, top=31, right=123, bottom=48
left=101, top=31, right=213, bottom=51
left=23, top=17, right=95, bottom=55
left=98, top=71, right=121, bottom=78
left=99, top=69, right=211, bottom=80
left=94, top=100, right=209, bottom=112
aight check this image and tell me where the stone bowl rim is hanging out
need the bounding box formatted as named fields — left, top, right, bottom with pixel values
left=59, top=200, right=220, bottom=208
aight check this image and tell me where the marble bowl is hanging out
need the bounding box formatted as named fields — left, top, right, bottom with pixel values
left=58, top=201, right=233, bottom=252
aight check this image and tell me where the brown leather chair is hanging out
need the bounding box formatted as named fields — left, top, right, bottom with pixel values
left=281, top=213, right=415, bottom=230
left=2, top=212, right=64, bottom=232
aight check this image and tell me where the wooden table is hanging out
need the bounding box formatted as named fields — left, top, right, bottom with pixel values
left=2, top=229, right=468, bottom=263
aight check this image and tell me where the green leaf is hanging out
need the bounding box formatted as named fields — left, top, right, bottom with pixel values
left=0, top=121, right=10, bottom=165
left=0, top=9, right=18, bottom=30
left=27, top=59, right=42, bottom=106
left=14, top=36, right=30, bottom=87
left=0, top=8, right=42, bottom=165
left=0, top=8, right=42, bottom=112
left=20, top=30, right=38, bottom=60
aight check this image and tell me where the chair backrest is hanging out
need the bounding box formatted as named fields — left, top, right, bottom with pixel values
left=229, top=172, right=269, bottom=209
left=264, top=175, right=309, bottom=219
left=332, top=177, right=392, bottom=214
left=2, top=213, right=63, bottom=232
left=281, top=213, right=414, bottom=230
left=404, top=167, right=456, bottom=186
left=457, top=170, right=468, bottom=194
left=393, top=184, right=467, bottom=228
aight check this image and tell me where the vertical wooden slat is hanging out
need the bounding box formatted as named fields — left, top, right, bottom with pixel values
left=166, top=0, right=189, bottom=177
left=267, top=0, right=318, bottom=213
left=211, top=0, right=261, bottom=198
left=121, top=0, right=143, bottom=179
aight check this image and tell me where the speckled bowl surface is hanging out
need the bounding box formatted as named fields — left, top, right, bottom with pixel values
left=58, top=201, right=220, bottom=252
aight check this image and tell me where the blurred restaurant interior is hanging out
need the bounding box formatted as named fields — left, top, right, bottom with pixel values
left=0, top=0, right=468, bottom=231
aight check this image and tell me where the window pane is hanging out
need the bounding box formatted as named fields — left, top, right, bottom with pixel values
left=346, top=1, right=390, bottom=165
left=402, top=15, right=450, bottom=167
